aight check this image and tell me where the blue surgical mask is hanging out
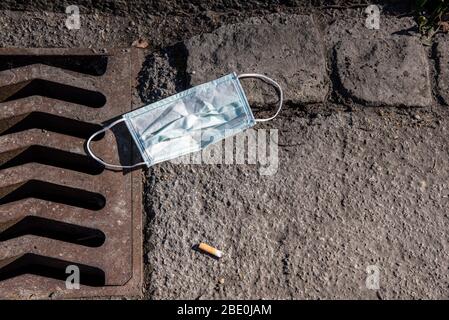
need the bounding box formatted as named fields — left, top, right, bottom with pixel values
left=87, top=73, right=283, bottom=169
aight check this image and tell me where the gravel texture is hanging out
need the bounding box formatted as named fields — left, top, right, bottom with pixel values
left=145, top=104, right=449, bottom=300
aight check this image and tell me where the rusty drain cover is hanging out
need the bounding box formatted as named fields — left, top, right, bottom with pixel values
left=0, top=48, right=143, bottom=299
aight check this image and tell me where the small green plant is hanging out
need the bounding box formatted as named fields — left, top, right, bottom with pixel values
left=416, top=0, right=449, bottom=44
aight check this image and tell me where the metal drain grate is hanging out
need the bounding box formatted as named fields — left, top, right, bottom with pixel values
left=0, top=48, right=142, bottom=299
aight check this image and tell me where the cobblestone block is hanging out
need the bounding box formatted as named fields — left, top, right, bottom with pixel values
left=335, top=37, right=432, bottom=107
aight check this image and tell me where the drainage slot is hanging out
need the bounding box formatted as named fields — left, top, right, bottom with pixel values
left=0, top=146, right=104, bottom=175
left=0, top=112, right=104, bottom=139
left=0, top=79, right=106, bottom=108
left=0, top=216, right=105, bottom=247
left=0, top=55, right=108, bottom=76
left=0, top=253, right=105, bottom=286
left=0, top=180, right=106, bottom=210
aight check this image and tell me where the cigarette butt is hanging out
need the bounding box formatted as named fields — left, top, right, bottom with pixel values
left=198, top=242, right=223, bottom=258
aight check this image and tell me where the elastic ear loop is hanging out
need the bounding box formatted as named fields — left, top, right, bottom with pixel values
left=86, top=118, right=146, bottom=169
left=237, top=73, right=283, bottom=122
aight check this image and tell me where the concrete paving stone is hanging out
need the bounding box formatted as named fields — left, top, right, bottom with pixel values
left=436, top=38, right=449, bottom=105
left=145, top=105, right=449, bottom=299
left=335, top=37, right=432, bottom=107
left=184, top=14, right=328, bottom=105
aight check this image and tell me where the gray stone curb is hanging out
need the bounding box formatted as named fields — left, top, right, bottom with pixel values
left=436, top=38, right=449, bottom=105
left=334, top=37, right=432, bottom=107
left=185, top=14, right=328, bottom=105
left=143, top=13, right=445, bottom=109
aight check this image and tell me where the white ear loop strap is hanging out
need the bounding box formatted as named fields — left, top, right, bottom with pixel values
left=86, top=118, right=146, bottom=169
left=238, top=73, right=283, bottom=122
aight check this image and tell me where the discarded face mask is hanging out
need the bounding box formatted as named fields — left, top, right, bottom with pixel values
left=87, top=72, right=283, bottom=169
